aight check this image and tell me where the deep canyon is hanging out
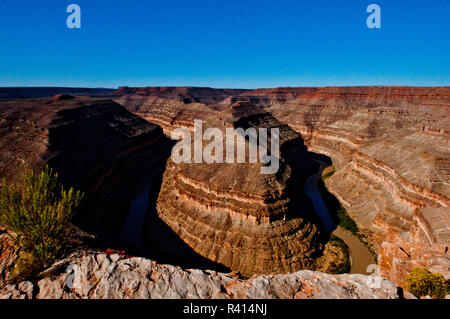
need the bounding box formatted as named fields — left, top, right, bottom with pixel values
left=0, top=86, right=449, bottom=298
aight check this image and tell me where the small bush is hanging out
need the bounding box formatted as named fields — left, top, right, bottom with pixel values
left=337, top=207, right=359, bottom=236
left=321, top=167, right=335, bottom=181
left=0, top=165, right=83, bottom=275
left=405, top=267, right=449, bottom=299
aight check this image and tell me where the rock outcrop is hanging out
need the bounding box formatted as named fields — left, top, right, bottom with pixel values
left=0, top=232, right=17, bottom=289
left=141, top=96, right=354, bottom=277
left=52, top=94, right=74, bottom=101
left=0, top=233, right=400, bottom=299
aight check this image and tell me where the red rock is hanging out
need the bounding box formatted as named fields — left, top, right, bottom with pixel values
left=52, top=94, right=74, bottom=101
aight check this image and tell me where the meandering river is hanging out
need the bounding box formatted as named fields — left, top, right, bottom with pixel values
left=304, top=164, right=375, bottom=274
left=122, top=162, right=375, bottom=275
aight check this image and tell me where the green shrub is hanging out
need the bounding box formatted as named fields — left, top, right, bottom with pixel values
left=405, top=267, right=449, bottom=299
left=0, top=165, right=83, bottom=273
left=318, top=166, right=374, bottom=254
left=321, top=168, right=335, bottom=181
left=337, top=207, right=359, bottom=236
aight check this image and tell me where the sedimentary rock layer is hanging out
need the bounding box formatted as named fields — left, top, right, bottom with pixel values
left=115, top=86, right=450, bottom=285
left=260, top=87, right=449, bottom=286
left=0, top=96, right=172, bottom=242
left=154, top=105, right=336, bottom=277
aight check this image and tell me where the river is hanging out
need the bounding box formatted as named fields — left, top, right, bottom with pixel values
left=304, top=164, right=375, bottom=274
left=119, top=169, right=158, bottom=255
left=122, top=162, right=375, bottom=274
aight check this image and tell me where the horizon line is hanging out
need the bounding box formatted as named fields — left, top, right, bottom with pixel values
left=1, top=84, right=449, bottom=90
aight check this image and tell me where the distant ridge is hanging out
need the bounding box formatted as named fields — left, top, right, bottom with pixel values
left=0, top=87, right=116, bottom=99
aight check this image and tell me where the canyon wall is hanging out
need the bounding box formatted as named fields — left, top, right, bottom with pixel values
left=0, top=87, right=115, bottom=99
left=115, top=86, right=450, bottom=286
left=153, top=105, right=345, bottom=277
left=0, top=96, right=173, bottom=244
left=261, top=87, right=450, bottom=286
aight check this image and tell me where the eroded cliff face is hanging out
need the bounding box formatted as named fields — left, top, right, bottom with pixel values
left=0, top=96, right=173, bottom=244
left=115, top=86, right=450, bottom=286
left=261, top=87, right=450, bottom=286
left=153, top=104, right=339, bottom=277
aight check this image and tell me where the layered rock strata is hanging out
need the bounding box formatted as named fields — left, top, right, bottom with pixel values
left=0, top=96, right=173, bottom=243
left=260, top=87, right=450, bottom=286
left=115, top=86, right=450, bottom=285
left=153, top=102, right=337, bottom=277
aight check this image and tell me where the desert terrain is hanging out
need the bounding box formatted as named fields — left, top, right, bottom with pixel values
left=0, top=86, right=448, bottom=298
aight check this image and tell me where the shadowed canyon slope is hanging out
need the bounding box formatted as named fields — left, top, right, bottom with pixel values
left=114, top=86, right=450, bottom=286
left=0, top=96, right=173, bottom=244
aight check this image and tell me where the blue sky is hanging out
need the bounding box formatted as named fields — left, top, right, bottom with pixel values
left=0, top=0, right=449, bottom=88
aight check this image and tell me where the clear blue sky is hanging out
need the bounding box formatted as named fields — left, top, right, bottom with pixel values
left=0, top=0, right=449, bottom=89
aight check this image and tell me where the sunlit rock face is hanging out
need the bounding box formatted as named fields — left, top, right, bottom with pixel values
left=154, top=102, right=332, bottom=277
left=116, top=86, right=450, bottom=285
left=250, top=86, right=450, bottom=286
left=0, top=234, right=402, bottom=299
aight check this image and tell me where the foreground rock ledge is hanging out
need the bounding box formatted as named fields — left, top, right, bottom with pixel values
left=0, top=249, right=401, bottom=299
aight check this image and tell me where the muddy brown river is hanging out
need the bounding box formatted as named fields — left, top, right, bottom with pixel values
left=305, top=164, right=375, bottom=274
